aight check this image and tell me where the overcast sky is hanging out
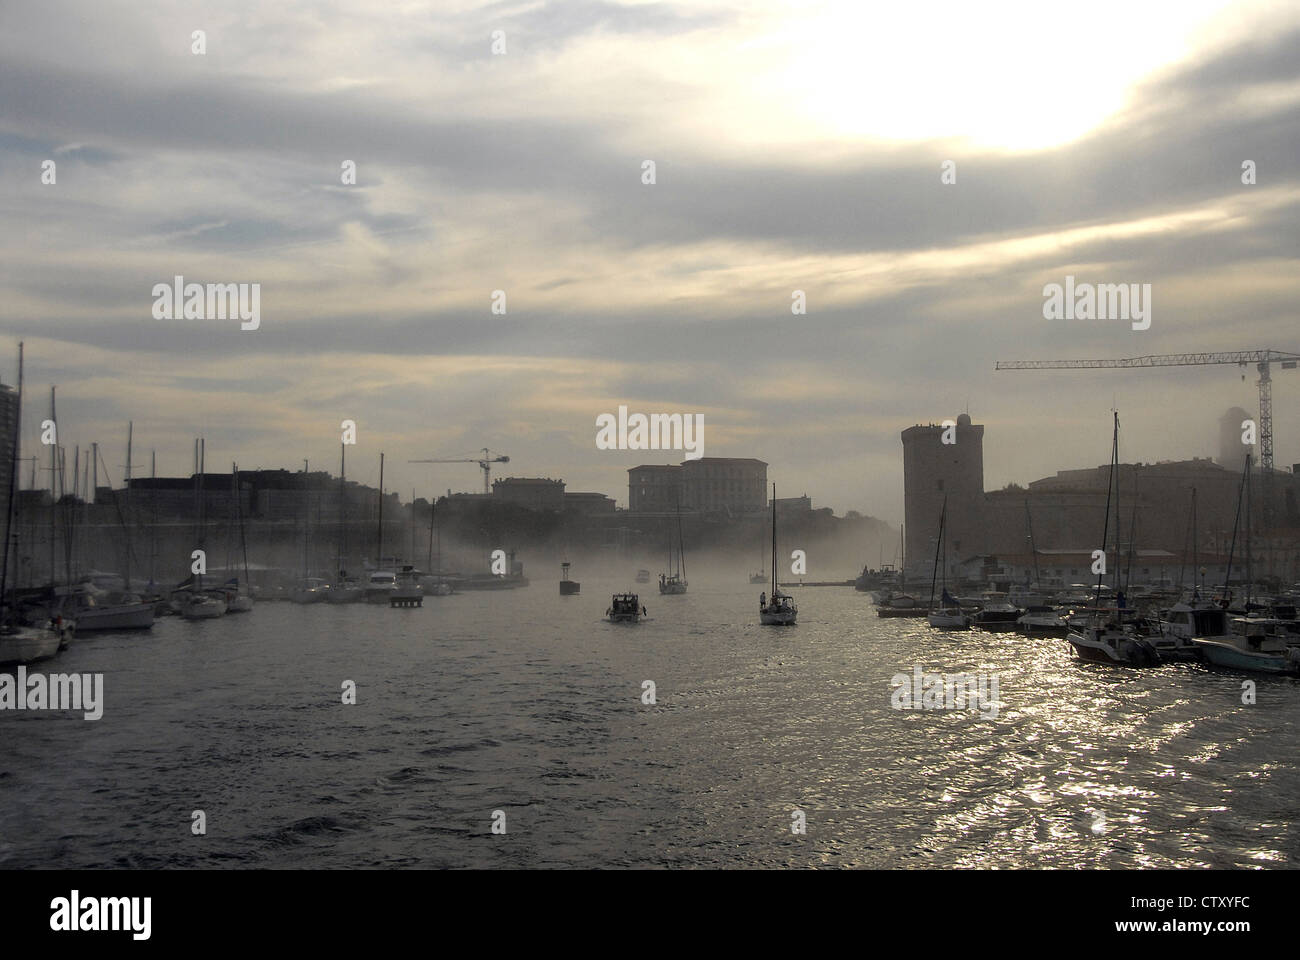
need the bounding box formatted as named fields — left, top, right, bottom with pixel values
left=2, top=0, right=1298, bottom=522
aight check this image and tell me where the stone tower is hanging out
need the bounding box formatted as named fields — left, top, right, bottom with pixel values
left=901, top=414, right=985, bottom=579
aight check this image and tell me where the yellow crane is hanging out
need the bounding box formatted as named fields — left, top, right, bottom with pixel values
left=409, top=448, right=510, bottom=495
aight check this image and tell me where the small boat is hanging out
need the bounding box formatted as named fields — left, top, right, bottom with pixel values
left=289, top=578, right=330, bottom=604
left=658, top=573, right=687, bottom=595
left=1016, top=605, right=1071, bottom=638
left=875, top=593, right=926, bottom=617
left=420, top=575, right=454, bottom=597
left=659, top=495, right=688, bottom=594
left=0, top=621, right=63, bottom=666
left=607, top=593, right=643, bottom=623
left=559, top=562, right=580, bottom=596
left=390, top=565, right=424, bottom=607
left=749, top=572, right=767, bottom=584
left=971, top=592, right=1023, bottom=631
left=1194, top=617, right=1300, bottom=674
left=364, top=570, right=397, bottom=604
left=220, top=578, right=254, bottom=614
left=635, top=569, right=650, bottom=584
left=1153, top=599, right=1225, bottom=661
left=1067, top=616, right=1161, bottom=666
left=326, top=576, right=365, bottom=604
left=925, top=497, right=970, bottom=630
left=759, top=483, right=797, bottom=626
left=1064, top=412, right=1160, bottom=667
left=180, top=590, right=228, bottom=619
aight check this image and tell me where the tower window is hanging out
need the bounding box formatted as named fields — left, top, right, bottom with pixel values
left=937, top=479, right=944, bottom=491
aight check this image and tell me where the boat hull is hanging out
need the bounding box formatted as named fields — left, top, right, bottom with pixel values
left=72, top=602, right=155, bottom=632
left=0, top=625, right=62, bottom=665
left=927, top=612, right=970, bottom=630
left=1194, top=638, right=1300, bottom=674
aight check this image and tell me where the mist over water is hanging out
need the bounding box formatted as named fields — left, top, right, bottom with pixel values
left=3, top=579, right=1295, bottom=868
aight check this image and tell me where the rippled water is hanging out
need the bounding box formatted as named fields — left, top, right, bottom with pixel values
left=2, top=579, right=1298, bottom=868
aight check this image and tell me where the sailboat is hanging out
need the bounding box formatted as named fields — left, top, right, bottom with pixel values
left=1065, top=412, right=1159, bottom=666
left=659, top=492, right=687, bottom=594
left=0, top=344, right=64, bottom=665
left=180, top=439, right=228, bottom=619
left=223, top=462, right=254, bottom=612
left=926, top=497, right=969, bottom=629
left=328, top=442, right=364, bottom=603
left=364, top=453, right=397, bottom=604
left=759, top=483, right=797, bottom=625
left=1193, top=455, right=1300, bottom=673
left=289, top=457, right=327, bottom=604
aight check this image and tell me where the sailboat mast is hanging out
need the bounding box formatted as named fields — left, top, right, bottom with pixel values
left=234, top=462, right=249, bottom=590
left=302, top=459, right=309, bottom=579
left=124, top=423, right=133, bottom=590
left=48, top=386, right=56, bottom=586
left=770, top=483, right=777, bottom=595
left=1025, top=499, right=1040, bottom=593
left=929, top=496, right=946, bottom=610
left=0, top=343, right=23, bottom=611
left=1094, top=412, right=1118, bottom=618
left=339, top=443, right=347, bottom=577
left=377, top=452, right=385, bottom=567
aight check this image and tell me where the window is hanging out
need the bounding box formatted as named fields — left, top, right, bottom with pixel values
left=937, top=479, right=944, bottom=490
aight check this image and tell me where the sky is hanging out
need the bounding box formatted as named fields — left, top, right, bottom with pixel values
left=1, top=0, right=1298, bottom=523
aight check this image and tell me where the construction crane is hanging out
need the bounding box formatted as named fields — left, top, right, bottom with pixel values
left=409, top=448, right=510, bottom=495
left=996, top=348, right=1299, bottom=522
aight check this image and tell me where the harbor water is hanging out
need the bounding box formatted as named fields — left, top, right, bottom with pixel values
left=2, top=579, right=1298, bottom=868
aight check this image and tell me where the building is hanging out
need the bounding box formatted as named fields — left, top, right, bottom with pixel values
left=563, top=492, right=616, bottom=515
left=773, top=494, right=813, bottom=516
left=902, top=412, right=1300, bottom=582
left=491, top=477, right=565, bottom=511
left=1218, top=406, right=1253, bottom=467
left=628, top=464, right=683, bottom=512
left=902, top=415, right=985, bottom=573
left=629, top=458, right=767, bottom=515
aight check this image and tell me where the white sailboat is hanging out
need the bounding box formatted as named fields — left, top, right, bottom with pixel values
left=926, top=497, right=970, bottom=630
left=1066, top=412, right=1159, bottom=667
left=659, top=492, right=688, bottom=595
left=759, top=483, right=797, bottom=625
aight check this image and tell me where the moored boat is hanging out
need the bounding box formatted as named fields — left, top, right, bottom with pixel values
left=1194, top=617, right=1300, bottom=674
left=759, top=483, right=798, bottom=626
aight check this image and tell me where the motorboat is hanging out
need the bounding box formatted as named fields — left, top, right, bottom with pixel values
left=364, top=570, right=397, bottom=604
left=289, top=578, right=330, bottom=604
left=326, top=577, right=365, bottom=603
left=1067, top=614, right=1161, bottom=666
left=1154, top=601, right=1226, bottom=661
left=391, top=566, right=424, bottom=607
left=1194, top=617, right=1300, bottom=674
left=1016, top=605, right=1071, bottom=638
left=971, top=592, right=1023, bottom=631
left=607, top=593, right=643, bottom=623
